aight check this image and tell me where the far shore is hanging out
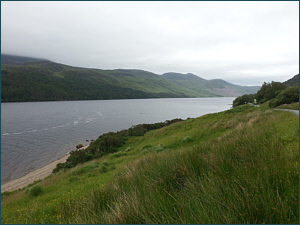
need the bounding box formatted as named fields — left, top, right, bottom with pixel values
left=1, top=146, right=89, bottom=193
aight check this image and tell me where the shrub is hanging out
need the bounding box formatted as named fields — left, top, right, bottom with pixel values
left=52, top=162, right=72, bottom=173
left=68, top=176, right=79, bottom=182
left=28, top=185, right=43, bottom=197
left=53, top=118, right=183, bottom=173
left=186, top=118, right=194, bottom=123
left=142, top=144, right=165, bottom=154
left=225, top=105, right=255, bottom=114
left=142, top=144, right=153, bottom=149
left=66, top=150, right=88, bottom=166
left=109, top=152, right=127, bottom=159
left=85, top=153, right=94, bottom=161
left=99, top=165, right=108, bottom=173
left=182, top=136, right=194, bottom=143
left=124, top=147, right=133, bottom=152
left=101, top=161, right=109, bottom=167
left=269, top=86, right=299, bottom=108
left=71, top=163, right=99, bottom=176
left=233, top=94, right=255, bottom=107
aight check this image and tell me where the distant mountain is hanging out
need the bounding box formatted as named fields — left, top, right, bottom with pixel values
left=1, top=54, right=50, bottom=65
left=162, top=72, right=260, bottom=97
left=283, top=74, right=299, bottom=87
left=162, top=72, right=206, bottom=81
left=1, top=54, right=260, bottom=102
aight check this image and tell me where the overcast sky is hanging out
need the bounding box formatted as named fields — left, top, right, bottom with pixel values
left=1, top=1, right=299, bottom=86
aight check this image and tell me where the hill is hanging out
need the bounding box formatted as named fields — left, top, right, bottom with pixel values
left=283, top=74, right=299, bottom=87
left=233, top=74, right=299, bottom=108
left=1, top=54, right=50, bottom=65
left=1, top=54, right=260, bottom=102
left=162, top=72, right=260, bottom=97
left=1, top=105, right=298, bottom=224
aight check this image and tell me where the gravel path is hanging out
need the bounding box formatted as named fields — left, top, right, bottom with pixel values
left=273, top=109, right=299, bottom=116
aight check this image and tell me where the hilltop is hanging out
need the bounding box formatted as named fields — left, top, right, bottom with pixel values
left=283, top=74, right=299, bottom=87
left=162, top=72, right=259, bottom=96
left=1, top=104, right=298, bottom=224
left=1, top=54, right=51, bottom=65
left=1, top=54, right=260, bottom=102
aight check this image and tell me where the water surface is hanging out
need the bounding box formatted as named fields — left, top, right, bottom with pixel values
left=1, top=97, right=234, bottom=183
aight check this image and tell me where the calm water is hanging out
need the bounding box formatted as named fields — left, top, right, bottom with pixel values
left=1, top=97, right=234, bottom=184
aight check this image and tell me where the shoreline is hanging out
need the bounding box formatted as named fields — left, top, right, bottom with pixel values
left=1, top=146, right=89, bottom=193
left=1, top=154, right=69, bottom=193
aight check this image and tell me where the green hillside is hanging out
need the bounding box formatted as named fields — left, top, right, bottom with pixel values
left=1, top=55, right=260, bottom=102
left=1, top=62, right=189, bottom=102
left=162, top=72, right=260, bottom=96
left=283, top=74, right=299, bottom=87
left=1, top=54, right=50, bottom=65
left=233, top=75, right=299, bottom=108
left=1, top=105, right=298, bottom=224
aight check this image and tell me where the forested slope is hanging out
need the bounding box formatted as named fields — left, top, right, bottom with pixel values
left=1, top=55, right=260, bottom=102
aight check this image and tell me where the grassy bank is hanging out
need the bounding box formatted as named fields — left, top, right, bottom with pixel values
left=1, top=105, right=299, bottom=224
left=276, top=102, right=299, bottom=110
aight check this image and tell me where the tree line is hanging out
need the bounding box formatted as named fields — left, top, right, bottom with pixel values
left=233, top=80, right=299, bottom=108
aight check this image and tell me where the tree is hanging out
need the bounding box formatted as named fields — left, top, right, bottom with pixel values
left=269, top=86, right=299, bottom=108
left=256, top=81, right=286, bottom=103
left=233, top=94, right=255, bottom=108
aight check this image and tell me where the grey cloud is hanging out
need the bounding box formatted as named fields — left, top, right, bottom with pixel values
left=1, top=1, right=298, bottom=86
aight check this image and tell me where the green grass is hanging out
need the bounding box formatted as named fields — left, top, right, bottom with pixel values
left=27, top=185, right=43, bottom=197
left=1, top=104, right=299, bottom=224
left=276, top=102, right=299, bottom=110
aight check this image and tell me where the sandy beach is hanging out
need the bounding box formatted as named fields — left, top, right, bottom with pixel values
left=1, top=146, right=89, bottom=193
left=1, top=154, right=69, bottom=193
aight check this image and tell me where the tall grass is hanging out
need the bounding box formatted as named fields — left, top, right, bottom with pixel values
left=276, top=102, right=299, bottom=110
left=2, top=106, right=299, bottom=224
left=57, top=108, right=299, bottom=224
